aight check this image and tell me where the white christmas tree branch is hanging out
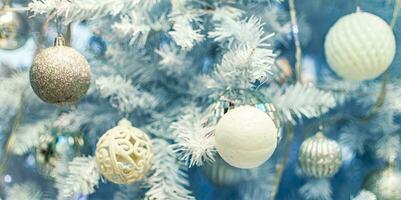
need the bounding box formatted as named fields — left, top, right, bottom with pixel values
left=6, top=182, right=42, bottom=200
left=299, top=179, right=333, bottom=200
left=95, top=75, right=159, bottom=113
left=351, top=190, right=377, bottom=200
left=171, top=107, right=216, bottom=167
left=53, top=156, right=100, bottom=199
left=145, top=139, right=195, bottom=200
left=271, top=83, right=336, bottom=123
left=29, top=0, right=140, bottom=23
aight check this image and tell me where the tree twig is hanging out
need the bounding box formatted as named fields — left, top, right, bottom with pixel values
left=0, top=94, right=25, bottom=176
left=289, top=0, right=302, bottom=83
left=270, top=122, right=294, bottom=199
left=270, top=1, right=302, bottom=199
left=363, top=0, right=400, bottom=119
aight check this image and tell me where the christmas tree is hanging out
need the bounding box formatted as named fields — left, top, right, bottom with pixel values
left=0, top=0, right=400, bottom=199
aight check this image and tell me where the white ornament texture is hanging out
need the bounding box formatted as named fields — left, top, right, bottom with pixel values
left=215, top=105, right=278, bottom=169
left=325, top=12, right=396, bottom=81
left=95, top=118, right=153, bottom=184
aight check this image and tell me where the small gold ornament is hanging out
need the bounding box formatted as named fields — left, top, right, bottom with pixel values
left=0, top=3, right=29, bottom=50
left=36, top=131, right=84, bottom=175
left=95, top=118, right=153, bottom=184
left=30, top=34, right=91, bottom=105
left=298, top=131, right=342, bottom=178
left=363, top=163, right=401, bottom=200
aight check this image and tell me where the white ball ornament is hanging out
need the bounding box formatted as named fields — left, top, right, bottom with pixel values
left=95, top=118, right=153, bottom=184
left=215, top=105, right=278, bottom=169
left=363, top=164, right=401, bottom=200
left=324, top=11, right=396, bottom=81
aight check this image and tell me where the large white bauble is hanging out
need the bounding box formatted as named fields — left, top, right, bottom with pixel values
left=215, top=105, right=278, bottom=169
left=324, top=11, right=396, bottom=81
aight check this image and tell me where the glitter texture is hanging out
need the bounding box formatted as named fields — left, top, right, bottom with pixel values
left=0, top=9, right=29, bottom=50
left=30, top=45, right=91, bottom=105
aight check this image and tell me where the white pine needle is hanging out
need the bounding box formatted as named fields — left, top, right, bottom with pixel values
left=351, top=190, right=377, bottom=200
left=145, top=139, right=195, bottom=200
left=6, top=182, right=42, bottom=200
left=271, top=83, right=336, bottom=122
left=53, top=156, right=100, bottom=199
left=171, top=108, right=216, bottom=167
left=29, top=0, right=140, bottom=23
left=95, top=75, right=159, bottom=113
left=299, top=179, right=332, bottom=200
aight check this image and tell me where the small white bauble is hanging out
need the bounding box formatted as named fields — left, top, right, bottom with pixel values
left=215, top=105, right=278, bottom=169
left=363, top=165, right=401, bottom=200
left=324, top=11, right=396, bottom=81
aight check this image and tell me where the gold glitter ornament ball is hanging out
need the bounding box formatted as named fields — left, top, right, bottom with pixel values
left=30, top=35, right=91, bottom=105
left=95, top=118, right=153, bottom=184
left=0, top=5, right=29, bottom=50
left=363, top=165, right=401, bottom=200
left=298, top=132, right=342, bottom=178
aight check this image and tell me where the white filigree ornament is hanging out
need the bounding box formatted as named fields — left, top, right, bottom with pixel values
left=95, top=118, right=153, bottom=184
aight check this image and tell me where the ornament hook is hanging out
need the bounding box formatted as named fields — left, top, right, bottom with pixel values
left=54, top=34, right=65, bottom=46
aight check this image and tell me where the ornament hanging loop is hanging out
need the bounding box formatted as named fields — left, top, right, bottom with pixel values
left=54, top=16, right=71, bottom=46
left=55, top=16, right=63, bottom=34
left=318, top=106, right=325, bottom=134
left=54, top=34, right=65, bottom=46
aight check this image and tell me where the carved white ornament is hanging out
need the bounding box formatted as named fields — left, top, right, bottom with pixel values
left=95, top=118, right=153, bottom=184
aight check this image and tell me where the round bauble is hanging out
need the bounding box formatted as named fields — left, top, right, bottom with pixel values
left=298, top=132, right=342, bottom=178
left=324, top=11, right=396, bottom=81
left=0, top=7, right=29, bottom=50
left=95, top=118, right=153, bottom=184
left=215, top=105, right=278, bottom=169
left=363, top=165, right=401, bottom=200
left=30, top=35, right=91, bottom=105
left=202, top=154, right=254, bottom=186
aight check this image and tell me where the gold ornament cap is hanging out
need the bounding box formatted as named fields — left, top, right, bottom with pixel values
left=54, top=34, right=65, bottom=46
